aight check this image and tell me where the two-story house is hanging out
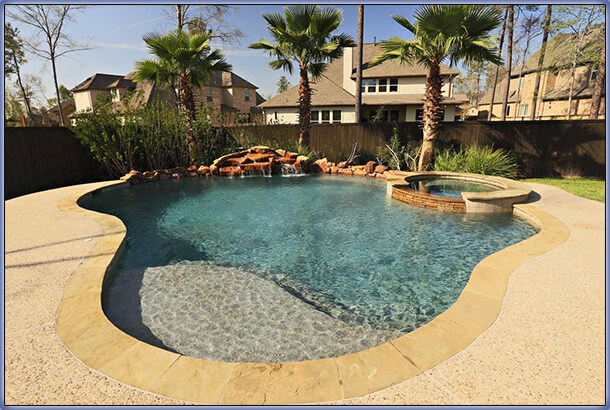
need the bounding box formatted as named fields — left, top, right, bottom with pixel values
left=258, top=42, right=468, bottom=124
left=478, top=29, right=605, bottom=120
left=71, top=71, right=264, bottom=124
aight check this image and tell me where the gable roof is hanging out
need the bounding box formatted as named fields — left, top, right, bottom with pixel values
left=478, top=77, right=521, bottom=105
left=71, top=73, right=128, bottom=92
left=208, top=71, right=258, bottom=89
left=259, top=77, right=355, bottom=108
left=512, top=28, right=603, bottom=78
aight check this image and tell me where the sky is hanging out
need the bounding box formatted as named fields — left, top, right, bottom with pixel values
left=6, top=4, right=419, bottom=103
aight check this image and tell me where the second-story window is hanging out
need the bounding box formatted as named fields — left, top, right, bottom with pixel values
left=206, top=88, right=213, bottom=102
left=245, top=88, right=250, bottom=101
left=367, top=79, right=376, bottom=93
left=389, top=78, right=398, bottom=92
left=378, top=79, right=387, bottom=92
left=590, top=65, right=599, bottom=83
left=110, top=88, right=120, bottom=101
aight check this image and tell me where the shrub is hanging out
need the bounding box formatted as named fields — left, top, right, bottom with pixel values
left=433, top=145, right=518, bottom=178
left=376, top=127, right=421, bottom=171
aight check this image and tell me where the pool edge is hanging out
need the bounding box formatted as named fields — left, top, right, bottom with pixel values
left=55, top=180, right=570, bottom=405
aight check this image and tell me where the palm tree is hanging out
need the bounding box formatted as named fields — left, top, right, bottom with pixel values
left=134, top=30, right=231, bottom=162
left=249, top=5, right=354, bottom=147
left=372, top=6, right=502, bottom=171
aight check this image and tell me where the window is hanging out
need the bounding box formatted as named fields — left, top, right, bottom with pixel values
left=390, top=110, right=399, bottom=122
left=389, top=78, right=398, bottom=92
left=361, top=80, right=366, bottom=92
left=367, top=79, right=376, bottom=93
left=321, top=110, right=330, bottom=123
left=206, top=88, right=213, bottom=102
left=332, top=110, right=341, bottom=123
left=590, top=65, right=599, bottom=83
left=110, top=88, right=120, bottom=101
left=518, top=77, right=524, bottom=90
left=244, top=88, right=250, bottom=101
left=415, top=108, right=445, bottom=121
left=378, top=79, right=387, bottom=92
left=519, top=104, right=528, bottom=116
left=311, top=110, right=319, bottom=123
left=506, top=105, right=510, bottom=116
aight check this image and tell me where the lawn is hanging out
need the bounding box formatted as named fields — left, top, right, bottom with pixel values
left=520, top=178, right=605, bottom=202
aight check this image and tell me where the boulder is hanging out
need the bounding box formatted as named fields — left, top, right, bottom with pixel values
left=249, top=145, right=271, bottom=153
left=366, top=172, right=377, bottom=178
left=353, top=169, right=367, bottom=177
left=331, top=166, right=339, bottom=174
left=188, top=172, right=199, bottom=177
left=275, top=149, right=286, bottom=157
left=285, top=151, right=299, bottom=158
left=246, top=152, right=274, bottom=162
left=186, top=165, right=198, bottom=172
left=241, top=162, right=271, bottom=171
left=172, top=173, right=182, bottom=179
left=213, top=150, right=248, bottom=166
left=219, top=166, right=242, bottom=176
left=337, top=161, right=348, bottom=168
left=364, top=161, right=376, bottom=174
left=376, top=172, right=386, bottom=179
left=274, top=157, right=296, bottom=164
left=143, top=171, right=155, bottom=178
left=197, top=165, right=210, bottom=175
left=159, top=173, right=170, bottom=181
left=120, top=173, right=140, bottom=184
left=338, top=167, right=353, bottom=175
left=128, top=170, right=142, bottom=176
left=374, top=165, right=389, bottom=174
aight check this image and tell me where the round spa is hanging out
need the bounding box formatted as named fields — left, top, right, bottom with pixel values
left=77, top=174, right=538, bottom=364
left=386, top=171, right=532, bottom=213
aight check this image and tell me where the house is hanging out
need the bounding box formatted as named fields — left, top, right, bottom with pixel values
left=42, top=100, right=76, bottom=125
left=71, top=71, right=263, bottom=124
left=258, top=42, right=468, bottom=124
left=478, top=29, right=605, bottom=120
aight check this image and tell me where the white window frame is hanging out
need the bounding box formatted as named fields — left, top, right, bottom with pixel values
left=332, top=110, right=341, bottom=123
left=519, top=104, right=528, bottom=116
left=321, top=110, right=330, bottom=123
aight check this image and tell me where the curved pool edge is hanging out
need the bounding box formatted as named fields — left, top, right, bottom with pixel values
left=55, top=179, right=570, bottom=405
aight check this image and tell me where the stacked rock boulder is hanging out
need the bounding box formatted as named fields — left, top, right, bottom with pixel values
left=119, top=146, right=389, bottom=184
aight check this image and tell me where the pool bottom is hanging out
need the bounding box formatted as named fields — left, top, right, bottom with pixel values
left=107, top=260, right=402, bottom=363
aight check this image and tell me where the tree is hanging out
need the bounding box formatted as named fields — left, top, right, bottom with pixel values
left=487, top=6, right=508, bottom=120
left=590, top=34, right=605, bottom=119
left=512, top=7, right=542, bottom=119
left=355, top=5, right=364, bottom=123
left=47, top=85, right=74, bottom=108
left=372, top=5, right=501, bottom=171
left=500, top=6, right=514, bottom=121
left=7, top=5, right=88, bottom=127
left=4, top=22, right=33, bottom=120
left=250, top=5, right=354, bottom=148
left=531, top=5, right=553, bottom=119
left=553, top=5, right=604, bottom=119
left=454, top=60, right=490, bottom=107
left=171, top=5, right=243, bottom=46
left=276, top=76, right=291, bottom=94
left=134, top=30, right=231, bottom=162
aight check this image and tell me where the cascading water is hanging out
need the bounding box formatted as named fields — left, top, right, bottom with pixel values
left=240, top=169, right=272, bottom=178
left=280, top=163, right=306, bottom=177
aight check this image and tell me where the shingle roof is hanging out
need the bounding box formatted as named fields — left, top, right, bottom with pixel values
left=208, top=71, right=258, bottom=89
left=259, top=77, right=355, bottom=108
left=362, top=93, right=468, bottom=106
left=349, top=43, right=459, bottom=79
left=71, top=73, right=127, bottom=92
left=478, top=76, right=521, bottom=105
left=511, top=28, right=603, bottom=77
left=543, top=85, right=605, bottom=101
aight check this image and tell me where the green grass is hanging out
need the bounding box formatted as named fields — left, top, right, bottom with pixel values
left=520, top=178, right=605, bottom=202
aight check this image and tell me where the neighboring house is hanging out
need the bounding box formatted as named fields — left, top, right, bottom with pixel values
left=42, top=100, right=76, bottom=125
left=71, top=71, right=263, bottom=124
left=478, top=29, right=605, bottom=120
left=258, top=42, right=468, bottom=124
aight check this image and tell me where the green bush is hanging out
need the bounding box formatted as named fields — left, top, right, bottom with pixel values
left=376, top=127, right=420, bottom=171
left=73, top=94, right=237, bottom=177
left=433, top=145, right=518, bottom=178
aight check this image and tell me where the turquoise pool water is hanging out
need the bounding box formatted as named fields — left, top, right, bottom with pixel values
left=80, top=175, right=537, bottom=362
left=407, top=177, right=502, bottom=198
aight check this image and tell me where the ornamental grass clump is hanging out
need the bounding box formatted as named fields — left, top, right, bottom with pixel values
left=433, top=145, right=518, bottom=178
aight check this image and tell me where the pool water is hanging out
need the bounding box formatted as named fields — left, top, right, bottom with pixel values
left=407, top=177, right=502, bottom=198
left=80, top=175, right=537, bottom=362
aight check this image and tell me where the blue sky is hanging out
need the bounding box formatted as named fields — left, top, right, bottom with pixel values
left=6, top=4, right=419, bottom=100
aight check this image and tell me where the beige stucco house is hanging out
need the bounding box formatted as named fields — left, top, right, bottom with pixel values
left=71, top=71, right=264, bottom=124
left=258, top=43, right=468, bottom=124
left=478, top=30, right=605, bottom=120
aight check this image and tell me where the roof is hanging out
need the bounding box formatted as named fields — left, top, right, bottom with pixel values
left=71, top=73, right=128, bottom=92
left=255, top=92, right=266, bottom=105
left=478, top=77, right=521, bottom=105
left=259, top=77, right=355, bottom=108
left=543, top=85, right=605, bottom=101
left=46, top=100, right=76, bottom=115
left=511, top=28, right=603, bottom=78
left=348, top=43, right=459, bottom=79
left=208, top=71, right=258, bottom=89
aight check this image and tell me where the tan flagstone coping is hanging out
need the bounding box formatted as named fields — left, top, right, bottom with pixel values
left=56, top=178, right=569, bottom=405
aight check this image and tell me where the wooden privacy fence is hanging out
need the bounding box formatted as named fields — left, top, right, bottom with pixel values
left=5, top=127, right=106, bottom=199
left=228, top=120, right=606, bottom=178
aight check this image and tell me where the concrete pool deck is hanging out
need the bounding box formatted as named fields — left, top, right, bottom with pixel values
left=4, top=180, right=605, bottom=405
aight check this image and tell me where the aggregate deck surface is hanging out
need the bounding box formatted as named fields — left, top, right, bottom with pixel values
left=4, top=180, right=605, bottom=405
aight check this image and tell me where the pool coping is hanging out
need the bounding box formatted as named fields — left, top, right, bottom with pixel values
left=55, top=178, right=570, bottom=405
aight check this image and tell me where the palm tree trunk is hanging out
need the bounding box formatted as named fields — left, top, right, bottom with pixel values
left=418, top=62, right=442, bottom=171
left=298, top=64, right=311, bottom=147
left=590, top=41, right=605, bottom=119
left=13, top=54, right=33, bottom=121
left=355, top=5, right=364, bottom=123
left=531, top=5, right=552, bottom=120
left=487, top=6, right=508, bottom=121
left=180, top=74, right=198, bottom=163
left=501, top=5, right=514, bottom=121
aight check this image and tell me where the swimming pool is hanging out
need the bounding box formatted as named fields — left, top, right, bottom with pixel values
left=80, top=174, right=537, bottom=362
